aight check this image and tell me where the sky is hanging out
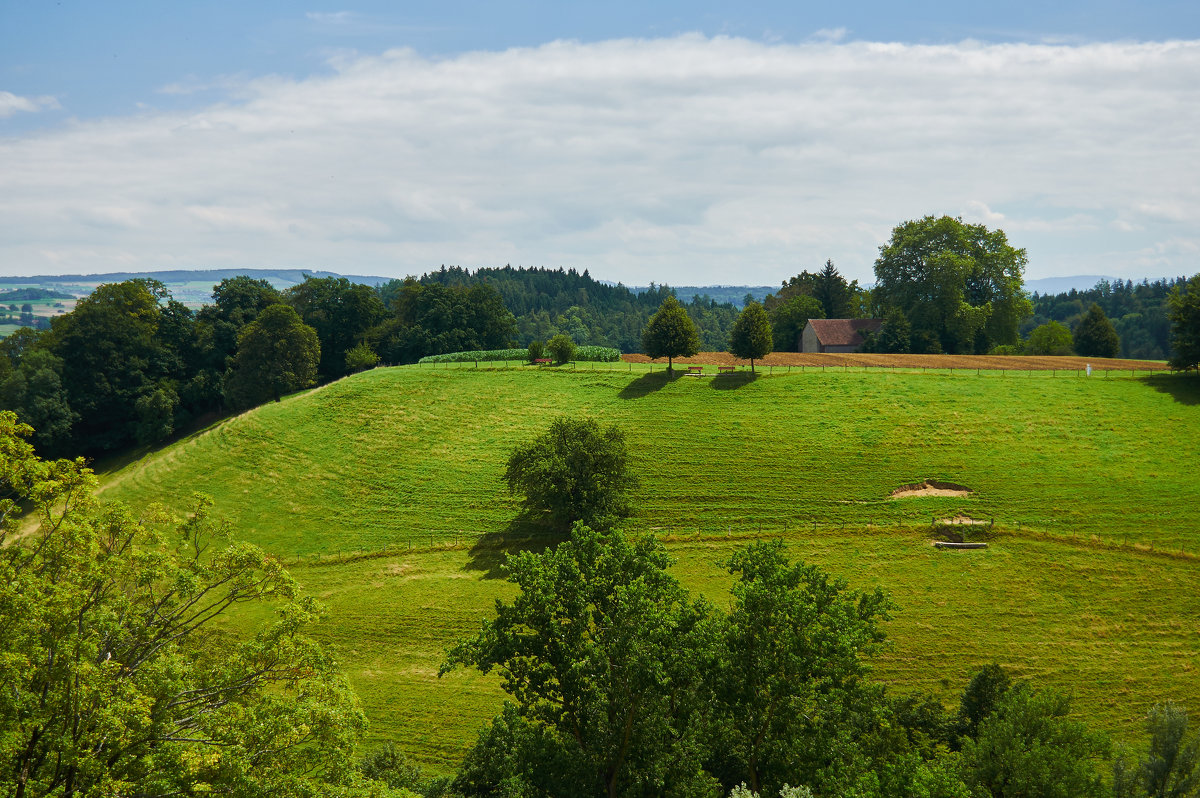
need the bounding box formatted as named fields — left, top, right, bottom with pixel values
left=2, top=2, right=1198, bottom=286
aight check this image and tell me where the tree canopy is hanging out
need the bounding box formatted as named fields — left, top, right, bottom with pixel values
left=642, top=295, right=700, bottom=369
left=767, top=294, right=824, bottom=353
left=0, top=412, right=367, bottom=797
left=728, top=301, right=773, bottom=372
left=503, top=416, right=635, bottom=531
left=1025, top=320, right=1074, bottom=356
left=1167, top=274, right=1200, bottom=372
left=873, top=215, right=1031, bottom=354
left=1074, top=303, right=1121, bottom=358
left=224, top=303, right=320, bottom=407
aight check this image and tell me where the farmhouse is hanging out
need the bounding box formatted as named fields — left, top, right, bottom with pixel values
left=801, top=318, right=883, bottom=353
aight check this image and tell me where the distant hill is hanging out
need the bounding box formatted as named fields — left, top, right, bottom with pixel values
left=0, top=287, right=74, bottom=301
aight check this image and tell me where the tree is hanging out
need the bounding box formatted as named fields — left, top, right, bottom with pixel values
left=344, top=342, right=380, bottom=373
left=223, top=304, right=320, bottom=408
left=728, top=301, right=773, bottom=372
left=527, top=339, right=545, bottom=363
left=712, top=540, right=891, bottom=795
left=284, top=276, right=386, bottom=381
left=1074, top=304, right=1120, bottom=358
left=956, top=663, right=1011, bottom=743
left=443, top=524, right=716, bottom=798
left=642, top=295, right=700, bottom=371
left=0, top=412, right=367, bottom=797
left=1167, top=274, right=1200, bottom=372
left=961, top=684, right=1108, bottom=798
left=768, top=295, right=824, bottom=352
left=546, top=333, right=575, bottom=364
left=873, top=216, right=1031, bottom=354
left=503, top=416, right=635, bottom=531
left=1114, top=702, right=1200, bottom=798
left=1026, top=320, right=1075, bottom=356
left=862, top=307, right=912, bottom=354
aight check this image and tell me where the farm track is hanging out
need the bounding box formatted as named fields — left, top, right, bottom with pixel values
left=620, top=351, right=1166, bottom=371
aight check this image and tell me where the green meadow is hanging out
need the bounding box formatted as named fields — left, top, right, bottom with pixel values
left=99, top=364, right=1200, bottom=770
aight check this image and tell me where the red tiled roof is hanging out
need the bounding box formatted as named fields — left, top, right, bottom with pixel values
left=808, top=318, right=882, bottom=347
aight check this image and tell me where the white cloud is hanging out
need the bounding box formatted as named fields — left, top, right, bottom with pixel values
left=0, top=91, right=60, bottom=118
left=1, top=36, right=1199, bottom=284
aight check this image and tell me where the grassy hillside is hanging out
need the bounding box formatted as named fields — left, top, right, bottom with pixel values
left=99, top=364, right=1200, bottom=770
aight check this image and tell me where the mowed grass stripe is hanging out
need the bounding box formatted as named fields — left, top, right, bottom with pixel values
left=277, top=531, right=1200, bottom=772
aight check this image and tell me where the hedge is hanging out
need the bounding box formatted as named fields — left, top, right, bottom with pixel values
left=418, top=346, right=621, bottom=364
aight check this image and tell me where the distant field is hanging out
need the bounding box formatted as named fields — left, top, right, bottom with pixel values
left=98, top=364, right=1200, bottom=770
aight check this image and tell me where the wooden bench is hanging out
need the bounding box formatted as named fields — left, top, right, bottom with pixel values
left=534, top=358, right=553, bottom=365
left=717, top=365, right=736, bottom=374
left=686, top=366, right=704, bottom=377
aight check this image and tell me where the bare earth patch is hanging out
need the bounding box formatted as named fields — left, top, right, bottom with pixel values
left=890, top=480, right=973, bottom=499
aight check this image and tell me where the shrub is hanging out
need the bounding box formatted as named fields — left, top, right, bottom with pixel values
left=1026, top=321, right=1074, bottom=356
left=990, top=344, right=1021, bottom=356
left=417, top=345, right=620, bottom=364
left=527, top=339, right=545, bottom=363
left=345, top=342, right=380, bottom=372
left=546, top=334, right=576, bottom=364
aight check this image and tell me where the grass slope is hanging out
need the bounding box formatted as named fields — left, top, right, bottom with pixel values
left=99, top=365, right=1200, bottom=769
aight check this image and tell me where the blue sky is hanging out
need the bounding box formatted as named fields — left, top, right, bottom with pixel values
left=2, top=1, right=1198, bottom=284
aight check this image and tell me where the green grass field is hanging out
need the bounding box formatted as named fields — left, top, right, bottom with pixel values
left=98, top=364, right=1200, bottom=770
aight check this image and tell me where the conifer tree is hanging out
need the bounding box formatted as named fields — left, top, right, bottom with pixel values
left=1074, top=303, right=1120, bottom=358
left=1168, top=274, right=1200, bottom=372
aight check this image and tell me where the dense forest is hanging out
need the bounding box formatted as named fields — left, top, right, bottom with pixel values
left=1026, top=277, right=1187, bottom=361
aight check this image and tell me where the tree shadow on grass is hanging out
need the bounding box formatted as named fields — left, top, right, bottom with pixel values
left=617, top=368, right=684, bottom=400
left=464, top=511, right=568, bottom=579
left=1141, top=373, right=1200, bottom=406
left=711, top=371, right=760, bottom=390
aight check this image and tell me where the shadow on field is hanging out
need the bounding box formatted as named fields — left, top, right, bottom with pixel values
left=1142, top=373, right=1200, bottom=406
left=711, top=371, right=760, bottom=390
left=618, top=369, right=683, bottom=400
left=464, top=512, right=567, bottom=579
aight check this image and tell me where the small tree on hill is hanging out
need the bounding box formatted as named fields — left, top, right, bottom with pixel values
left=503, top=416, right=635, bottom=530
left=546, top=333, right=575, bottom=364
left=527, top=339, right=545, bottom=363
left=642, top=295, right=700, bottom=371
left=345, top=342, right=380, bottom=372
left=1074, top=303, right=1120, bottom=358
left=1167, top=273, right=1200, bottom=372
left=1025, top=320, right=1074, bottom=356
left=729, top=301, right=773, bottom=372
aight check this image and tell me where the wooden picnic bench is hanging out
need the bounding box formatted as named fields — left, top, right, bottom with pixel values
left=717, top=365, right=736, bottom=374
left=686, top=365, right=705, bottom=377
left=534, top=358, right=553, bottom=365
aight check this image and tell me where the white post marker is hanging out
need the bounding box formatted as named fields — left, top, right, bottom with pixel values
left=1086, top=363, right=1092, bottom=377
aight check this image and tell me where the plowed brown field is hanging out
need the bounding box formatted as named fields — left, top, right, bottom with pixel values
left=619, top=351, right=1166, bottom=371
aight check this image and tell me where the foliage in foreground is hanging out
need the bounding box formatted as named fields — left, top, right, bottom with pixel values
left=0, top=411, right=368, bottom=798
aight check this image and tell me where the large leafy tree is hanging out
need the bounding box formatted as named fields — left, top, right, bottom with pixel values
left=711, top=540, right=891, bottom=795
left=961, top=684, right=1108, bottom=798
left=503, top=416, right=635, bottom=531
left=1025, top=320, right=1074, bottom=356
left=728, top=301, right=773, bottom=372
left=764, top=261, right=860, bottom=320
left=45, top=280, right=173, bottom=453
left=1073, top=303, right=1120, bottom=358
left=768, top=294, right=824, bottom=352
left=444, top=525, right=717, bottom=798
left=641, top=295, right=700, bottom=370
left=224, top=304, right=320, bottom=408
left=1113, top=702, right=1200, bottom=798
left=873, top=216, right=1031, bottom=354
left=285, top=276, right=386, bottom=380
left=0, top=412, right=367, bottom=797
left=1167, top=273, right=1200, bottom=372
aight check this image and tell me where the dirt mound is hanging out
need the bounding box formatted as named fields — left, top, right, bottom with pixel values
left=890, top=480, right=972, bottom=499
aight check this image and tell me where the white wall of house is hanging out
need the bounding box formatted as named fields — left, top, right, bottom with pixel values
left=801, top=323, right=821, bottom=353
